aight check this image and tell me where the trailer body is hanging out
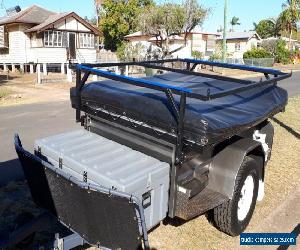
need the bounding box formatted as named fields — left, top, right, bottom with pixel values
left=13, top=58, right=290, bottom=249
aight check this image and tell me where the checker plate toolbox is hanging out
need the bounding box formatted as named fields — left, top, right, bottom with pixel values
left=15, top=58, right=291, bottom=249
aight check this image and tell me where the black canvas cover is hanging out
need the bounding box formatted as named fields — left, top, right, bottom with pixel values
left=73, top=72, right=288, bottom=144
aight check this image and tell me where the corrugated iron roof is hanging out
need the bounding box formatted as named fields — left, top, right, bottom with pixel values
left=0, top=5, right=55, bottom=25
left=25, top=12, right=71, bottom=32
left=0, top=5, right=100, bottom=35
left=217, top=31, right=261, bottom=40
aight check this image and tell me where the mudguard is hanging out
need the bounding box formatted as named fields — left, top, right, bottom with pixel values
left=208, top=137, right=263, bottom=199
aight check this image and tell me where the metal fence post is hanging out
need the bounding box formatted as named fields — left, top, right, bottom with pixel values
left=37, top=64, right=41, bottom=84
left=43, top=63, right=47, bottom=75
left=30, top=64, right=34, bottom=74
left=67, top=64, right=73, bottom=83
left=61, top=63, right=65, bottom=74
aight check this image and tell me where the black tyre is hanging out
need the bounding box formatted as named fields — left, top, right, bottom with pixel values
left=211, top=156, right=261, bottom=236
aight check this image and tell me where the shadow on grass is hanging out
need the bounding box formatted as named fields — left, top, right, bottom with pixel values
left=0, top=74, right=20, bottom=85
left=271, top=117, right=300, bottom=140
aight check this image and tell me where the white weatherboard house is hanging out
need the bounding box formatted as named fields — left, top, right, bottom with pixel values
left=217, top=31, right=261, bottom=59
left=0, top=5, right=99, bottom=70
left=124, top=31, right=220, bottom=59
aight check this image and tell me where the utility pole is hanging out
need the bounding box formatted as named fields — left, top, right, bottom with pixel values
left=222, top=0, right=227, bottom=62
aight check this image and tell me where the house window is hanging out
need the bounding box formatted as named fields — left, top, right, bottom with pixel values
left=79, top=33, right=94, bottom=48
left=206, top=35, right=216, bottom=51
left=235, top=42, right=241, bottom=52
left=0, top=25, right=9, bottom=48
left=44, top=30, right=63, bottom=47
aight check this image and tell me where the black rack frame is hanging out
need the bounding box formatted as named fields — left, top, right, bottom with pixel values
left=72, top=58, right=291, bottom=165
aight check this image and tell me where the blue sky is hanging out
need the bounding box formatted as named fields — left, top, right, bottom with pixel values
left=0, top=0, right=286, bottom=32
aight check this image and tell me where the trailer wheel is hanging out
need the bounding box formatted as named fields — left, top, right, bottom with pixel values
left=211, top=155, right=260, bottom=236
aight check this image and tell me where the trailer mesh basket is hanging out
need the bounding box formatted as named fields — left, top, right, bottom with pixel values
left=15, top=136, right=144, bottom=250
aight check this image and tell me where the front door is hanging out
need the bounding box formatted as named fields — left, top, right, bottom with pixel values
left=68, top=33, right=76, bottom=59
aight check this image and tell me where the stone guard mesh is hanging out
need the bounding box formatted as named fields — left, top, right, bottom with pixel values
left=16, top=144, right=142, bottom=250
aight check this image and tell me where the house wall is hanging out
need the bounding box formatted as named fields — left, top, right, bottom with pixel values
left=170, top=40, right=192, bottom=58
left=0, top=24, right=34, bottom=63
left=191, top=34, right=216, bottom=59
left=0, top=17, right=98, bottom=64
left=126, top=33, right=218, bottom=59
left=55, top=17, right=90, bottom=32
left=226, top=37, right=259, bottom=59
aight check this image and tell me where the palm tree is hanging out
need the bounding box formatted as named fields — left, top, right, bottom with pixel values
left=277, top=0, right=300, bottom=48
left=252, top=22, right=258, bottom=31
left=229, top=16, right=241, bottom=32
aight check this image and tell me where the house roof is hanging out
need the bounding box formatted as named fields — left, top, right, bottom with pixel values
left=0, top=5, right=100, bottom=35
left=264, top=36, right=298, bottom=42
left=25, top=12, right=100, bottom=35
left=0, top=5, right=55, bottom=25
left=125, top=30, right=219, bottom=40
left=217, top=31, right=261, bottom=40
left=124, top=31, right=149, bottom=38
left=148, top=35, right=184, bottom=41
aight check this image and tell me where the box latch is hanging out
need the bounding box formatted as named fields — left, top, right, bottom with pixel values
left=142, top=191, right=151, bottom=209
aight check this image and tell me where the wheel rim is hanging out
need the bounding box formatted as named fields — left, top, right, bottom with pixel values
left=237, top=175, right=254, bottom=221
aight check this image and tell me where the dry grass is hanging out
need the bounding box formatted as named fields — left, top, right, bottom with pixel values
left=0, top=86, right=14, bottom=99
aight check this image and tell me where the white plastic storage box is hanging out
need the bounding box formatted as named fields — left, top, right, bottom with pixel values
left=34, top=129, right=170, bottom=229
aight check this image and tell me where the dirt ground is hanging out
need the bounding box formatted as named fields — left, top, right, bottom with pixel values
left=0, top=73, right=73, bottom=107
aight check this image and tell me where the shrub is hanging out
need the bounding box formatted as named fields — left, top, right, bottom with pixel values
left=261, top=39, right=277, bottom=57
left=192, top=50, right=204, bottom=59
left=209, top=53, right=221, bottom=61
left=116, top=42, right=147, bottom=61
left=274, top=39, right=292, bottom=64
left=243, top=48, right=272, bottom=59
left=260, top=39, right=292, bottom=64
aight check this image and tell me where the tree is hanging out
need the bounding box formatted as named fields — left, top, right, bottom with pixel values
left=138, top=0, right=208, bottom=58
left=99, top=0, right=153, bottom=51
left=229, top=16, right=240, bottom=32
left=277, top=0, right=300, bottom=48
left=84, top=16, right=97, bottom=26
left=260, top=39, right=292, bottom=64
left=255, top=19, right=278, bottom=39
left=217, top=25, right=223, bottom=32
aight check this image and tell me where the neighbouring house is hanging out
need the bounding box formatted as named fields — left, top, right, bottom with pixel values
left=263, top=36, right=299, bottom=50
left=217, top=31, right=261, bottom=59
left=124, top=30, right=220, bottom=59
left=0, top=5, right=100, bottom=69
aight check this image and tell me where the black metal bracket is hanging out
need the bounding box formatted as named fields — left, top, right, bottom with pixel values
left=164, top=89, right=179, bottom=123
left=174, top=93, right=186, bottom=164
left=190, top=63, right=198, bottom=71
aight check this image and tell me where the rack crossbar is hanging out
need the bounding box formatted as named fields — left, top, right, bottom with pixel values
left=181, top=58, right=286, bottom=76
